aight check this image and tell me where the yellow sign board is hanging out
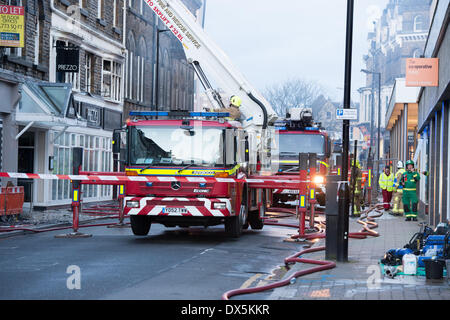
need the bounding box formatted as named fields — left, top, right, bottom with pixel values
left=0, top=5, right=25, bottom=48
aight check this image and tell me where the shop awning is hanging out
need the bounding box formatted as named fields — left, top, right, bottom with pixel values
left=14, top=80, right=86, bottom=138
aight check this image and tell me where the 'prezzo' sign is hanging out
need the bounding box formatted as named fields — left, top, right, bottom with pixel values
left=56, top=45, right=80, bottom=73
left=144, top=0, right=201, bottom=50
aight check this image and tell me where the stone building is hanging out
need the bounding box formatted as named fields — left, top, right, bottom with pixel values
left=358, top=0, right=432, bottom=157
left=0, top=0, right=126, bottom=208
left=0, top=0, right=205, bottom=208
left=123, top=0, right=203, bottom=117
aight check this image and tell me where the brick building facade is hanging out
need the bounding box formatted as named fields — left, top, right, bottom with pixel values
left=123, top=0, right=202, bottom=118
left=0, top=0, right=204, bottom=208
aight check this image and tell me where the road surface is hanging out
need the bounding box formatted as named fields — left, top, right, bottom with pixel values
left=0, top=219, right=304, bottom=300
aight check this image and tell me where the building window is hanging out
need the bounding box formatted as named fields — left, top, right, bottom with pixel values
left=97, top=0, right=104, bottom=19
left=79, top=0, right=88, bottom=8
left=137, top=37, right=146, bottom=103
left=84, top=52, right=94, bottom=93
left=414, top=15, right=424, bottom=32
left=34, top=18, right=40, bottom=65
left=51, top=132, right=73, bottom=201
left=102, top=60, right=122, bottom=102
left=113, top=0, right=119, bottom=27
left=126, top=32, right=136, bottom=100
left=52, top=132, right=112, bottom=201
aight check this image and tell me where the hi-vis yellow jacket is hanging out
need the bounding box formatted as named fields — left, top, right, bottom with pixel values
left=379, top=172, right=394, bottom=192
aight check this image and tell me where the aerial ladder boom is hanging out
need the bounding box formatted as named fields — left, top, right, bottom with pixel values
left=144, top=0, right=277, bottom=131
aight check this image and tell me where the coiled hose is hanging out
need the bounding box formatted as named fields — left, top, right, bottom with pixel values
left=222, top=203, right=384, bottom=300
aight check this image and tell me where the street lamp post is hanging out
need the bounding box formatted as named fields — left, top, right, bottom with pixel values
left=336, top=0, right=354, bottom=263
left=361, top=69, right=381, bottom=190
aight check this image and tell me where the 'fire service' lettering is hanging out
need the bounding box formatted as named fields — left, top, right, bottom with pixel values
left=144, top=0, right=201, bottom=49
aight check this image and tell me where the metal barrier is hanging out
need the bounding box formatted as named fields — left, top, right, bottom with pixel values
left=0, top=186, right=24, bottom=216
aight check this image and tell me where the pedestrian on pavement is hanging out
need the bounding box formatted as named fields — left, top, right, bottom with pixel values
left=392, top=161, right=405, bottom=216
left=400, top=160, right=420, bottom=221
left=379, top=165, right=394, bottom=212
left=350, top=159, right=363, bottom=217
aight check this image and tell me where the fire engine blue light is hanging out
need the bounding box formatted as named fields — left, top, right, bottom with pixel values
left=189, top=112, right=230, bottom=117
left=146, top=182, right=153, bottom=187
left=276, top=127, right=287, bottom=131
left=130, top=111, right=169, bottom=117
left=305, top=127, right=319, bottom=131
left=129, top=111, right=230, bottom=118
left=199, top=183, right=207, bottom=188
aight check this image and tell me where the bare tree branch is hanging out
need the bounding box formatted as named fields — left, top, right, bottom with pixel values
left=263, top=78, right=324, bottom=117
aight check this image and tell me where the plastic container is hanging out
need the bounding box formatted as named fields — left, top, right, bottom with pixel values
left=424, top=259, right=445, bottom=280
left=403, top=254, right=417, bottom=275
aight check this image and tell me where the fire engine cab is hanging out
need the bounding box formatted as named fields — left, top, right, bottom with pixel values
left=273, top=108, right=331, bottom=206
left=122, top=111, right=268, bottom=237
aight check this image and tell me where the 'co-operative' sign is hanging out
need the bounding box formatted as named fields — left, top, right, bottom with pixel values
left=0, top=5, right=24, bottom=48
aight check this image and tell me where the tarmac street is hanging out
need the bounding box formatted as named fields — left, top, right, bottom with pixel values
left=1, top=210, right=449, bottom=300
left=0, top=220, right=304, bottom=300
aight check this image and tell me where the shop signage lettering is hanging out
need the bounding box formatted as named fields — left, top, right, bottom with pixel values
left=145, top=0, right=201, bottom=50
left=406, top=58, right=439, bottom=87
left=56, top=46, right=80, bottom=73
left=0, top=5, right=24, bottom=48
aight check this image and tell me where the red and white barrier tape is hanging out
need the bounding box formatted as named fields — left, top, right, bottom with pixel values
left=0, top=172, right=309, bottom=185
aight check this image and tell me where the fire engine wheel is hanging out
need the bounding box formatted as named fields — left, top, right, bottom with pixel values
left=225, top=204, right=247, bottom=238
left=248, top=191, right=266, bottom=230
left=130, top=215, right=152, bottom=236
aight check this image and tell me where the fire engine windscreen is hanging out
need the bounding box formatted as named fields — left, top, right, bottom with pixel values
left=129, top=126, right=229, bottom=166
left=278, top=133, right=325, bottom=156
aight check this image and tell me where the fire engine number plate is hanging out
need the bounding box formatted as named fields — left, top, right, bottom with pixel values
left=282, top=189, right=300, bottom=194
left=162, top=207, right=188, bottom=214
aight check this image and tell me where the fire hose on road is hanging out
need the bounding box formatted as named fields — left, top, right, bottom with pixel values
left=222, top=203, right=384, bottom=300
left=0, top=220, right=130, bottom=234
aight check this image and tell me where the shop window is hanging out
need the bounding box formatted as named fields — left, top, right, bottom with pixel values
left=52, top=132, right=112, bottom=201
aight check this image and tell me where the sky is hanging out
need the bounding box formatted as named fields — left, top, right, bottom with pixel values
left=204, top=0, right=389, bottom=104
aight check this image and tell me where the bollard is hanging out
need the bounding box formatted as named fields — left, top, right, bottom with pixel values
left=107, top=184, right=130, bottom=228
left=337, top=181, right=349, bottom=262
left=297, top=153, right=309, bottom=238
left=367, top=156, right=373, bottom=205
left=55, top=148, right=92, bottom=238
left=325, top=175, right=340, bottom=260
left=308, top=153, right=317, bottom=230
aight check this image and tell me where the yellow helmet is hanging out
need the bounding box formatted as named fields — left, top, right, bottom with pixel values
left=230, top=95, right=242, bottom=108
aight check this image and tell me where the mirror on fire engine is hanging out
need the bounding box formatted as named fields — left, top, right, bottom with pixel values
left=225, top=129, right=236, bottom=166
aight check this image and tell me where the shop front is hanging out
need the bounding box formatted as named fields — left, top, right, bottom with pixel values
left=15, top=79, right=121, bottom=209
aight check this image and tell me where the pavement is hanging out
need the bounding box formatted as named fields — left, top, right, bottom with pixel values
left=267, top=211, right=450, bottom=300
left=0, top=201, right=120, bottom=238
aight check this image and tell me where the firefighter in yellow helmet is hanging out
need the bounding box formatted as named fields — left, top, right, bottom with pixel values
left=211, top=95, right=242, bottom=120
left=392, top=161, right=406, bottom=216
left=350, top=159, right=363, bottom=217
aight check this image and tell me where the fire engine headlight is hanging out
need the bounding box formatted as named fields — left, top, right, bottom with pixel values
left=126, top=201, right=140, bottom=208
left=213, top=202, right=227, bottom=210
left=313, top=175, right=325, bottom=185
